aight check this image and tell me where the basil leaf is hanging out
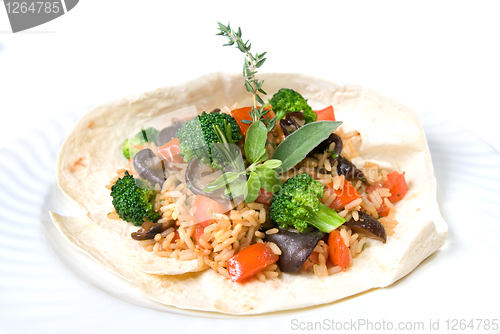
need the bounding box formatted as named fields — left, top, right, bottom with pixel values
left=255, top=159, right=282, bottom=170
left=244, top=121, right=268, bottom=164
left=272, top=121, right=342, bottom=173
left=203, top=172, right=242, bottom=192
left=256, top=168, right=283, bottom=193
left=244, top=171, right=261, bottom=203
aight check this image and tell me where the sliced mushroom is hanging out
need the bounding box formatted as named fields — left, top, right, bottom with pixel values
left=279, top=112, right=305, bottom=135
left=185, top=158, right=228, bottom=203
left=315, top=133, right=343, bottom=157
left=265, top=228, right=325, bottom=272
left=344, top=211, right=386, bottom=243
left=133, top=149, right=168, bottom=187
left=157, top=123, right=182, bottom=146
left=131, top=220, right=176, bottom=240
left=336, top=156, right=369, bottom=185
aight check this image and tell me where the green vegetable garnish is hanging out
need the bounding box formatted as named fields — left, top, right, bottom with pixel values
left=272, top=121, right=342, bottom=173
left=122, top=127, right=159, bottom=159
left=270, top=173, right=346, bottom=233
left=268, top=88, right=317, bottom=124
left=217, top=22, right=275, bottom=132
left=176, top=111, right=243, bottom=169
left=110, top=171, right=160, bottom=226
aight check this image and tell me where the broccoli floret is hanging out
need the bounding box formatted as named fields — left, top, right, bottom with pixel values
left=122, top=127, right=159, bottom=159
left=176, top=111, right=243, bottom=168
left=110, top=171, right=160, bottom=226
left=270, top=173, right=345, bottom=233
left=268, top=88, right=317, bottom=124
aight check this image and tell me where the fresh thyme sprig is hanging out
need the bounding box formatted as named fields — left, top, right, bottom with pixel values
left=216, top=22, right=276, bottom=131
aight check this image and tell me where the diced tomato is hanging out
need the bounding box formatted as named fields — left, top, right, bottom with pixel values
left=193, top=225, right=205, bottom=248
left=384, top=171, right=408, bottom=202
left=328, top=230, right=350, bottom=271
left=314, top=106, right=336, bottom=121
left=227, top=243, right=278, bottom=282
left=231, top=107, right=275, bottom=138
left=255, top=188, right=273, bottom=205
left=377, top=204, right=391, bottom=217
left=365, top=181, right=383, bottom=194
left=157, top=137, right=184, bottom=164
left=326, top=179, right=362, bottom=211
left=192, top=195, right=230, bottom=227
left=301, top=252, right=319, bottom=271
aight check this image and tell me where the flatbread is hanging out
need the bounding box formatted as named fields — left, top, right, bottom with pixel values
left=51, top=72, right=448, bottom=314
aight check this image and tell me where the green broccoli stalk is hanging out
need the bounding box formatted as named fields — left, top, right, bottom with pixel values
left=176, top=111, right=243, bottom=168
left=122, top=127, right=160, bottom=159
left=268, top=88, right=317, bottom=124
left=110, top=171, right=160, bottom=226
left=270, top=173, right=345, bottom=233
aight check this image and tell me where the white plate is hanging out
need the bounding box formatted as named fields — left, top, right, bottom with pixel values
left=1, top=109, right=499, bottom=334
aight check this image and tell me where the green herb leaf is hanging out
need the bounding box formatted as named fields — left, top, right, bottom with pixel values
left=244, top=121, right=268, bottom=164
left=224, top=179, right=247, bottom=199
left=203, top=172, right=242, bottom=192
left=245, top=171, right=261, bottom=203
left=255, top=168, right=283, bottom=193
left=272, top=121, right=343, bottom=173
left=255, top=159, right=282, bottom=170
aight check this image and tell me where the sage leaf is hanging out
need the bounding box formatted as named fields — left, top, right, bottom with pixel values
left=272, top=121, right=342, bottom=173
left=244, top=171, right=261, bottom=203
left=244, top=120, right=268, bottom=164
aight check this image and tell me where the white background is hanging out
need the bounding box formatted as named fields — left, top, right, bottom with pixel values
left=0, top=1, right=499, bottom=152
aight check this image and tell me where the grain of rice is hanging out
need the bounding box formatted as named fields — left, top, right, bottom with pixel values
left=344, top=212, right=352, bottom=221
left=255, top=271, right=266, bottom=282
left=325, top=157, right=332, bottom=172
left=340, top=229, right=351, bottom=247
left=265, top=228, right=279, bottom=235
left=247, top=202, right=264, bottom=210
left=323, top=191, right=336, bottom=208
left=333, top=175, right=343, bottom=190
left=197, top=256, right=205, bottom=269
left=338, top=209, right=349, bottom=218
left=156, top=251, right=171, bottom=257
left=318, top=152, right=328, bottom=168
left=327, top=266, right=342, bottom=275
left=170, top=248, right=180, bottom=258
left=268, top=242, right=282, bottom=255
left=263, top=270, right=279, bottom=278
left=145, top=244, right=154, bottom=252
left=217, top=267, right=231, bottom=279
left=214, top=237, right=237, bottom=252
left=345, top=197, right=363, bottom=211
left=313, top=263, right=328, bottom=277
left=318, top=253, right=326, bottom=265
left=357, top=237, right=367, bottom=253
left=255, top=231, right=265, bottom=239
left=214, top=248, right=235, bottom=262
left=258, top=209, right=266, bottom=224
left=153, top=242, right=161, bottom=253
left=352, top=209, right=359, bottom=221
left=350, top=233, right=359, bottom=245
left=154, top=233, right=162, bottom=242
left=162, top=231, right=176, bottom=249
left=140, top=239, right=155, bottom=247
left=350, top=240, right=358, bottom=258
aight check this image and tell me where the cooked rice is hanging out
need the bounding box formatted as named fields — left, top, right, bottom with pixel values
left=108, top=124, right=401, bottom=281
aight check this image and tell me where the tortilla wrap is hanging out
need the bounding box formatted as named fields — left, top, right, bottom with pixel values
left=51, top=72, right=448, bottom=314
